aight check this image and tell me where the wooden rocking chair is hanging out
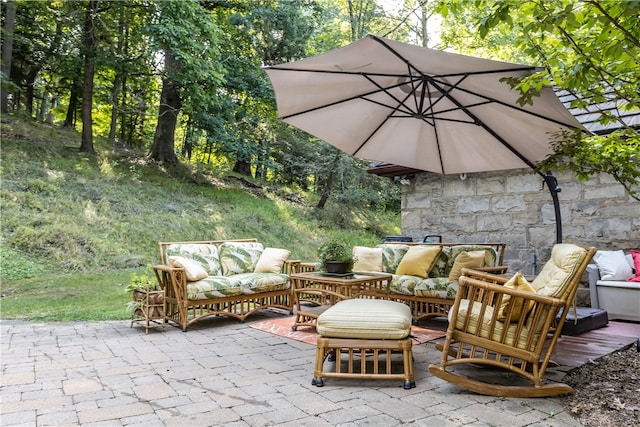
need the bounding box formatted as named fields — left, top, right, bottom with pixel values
left=428, top=244, right=596, bottom=398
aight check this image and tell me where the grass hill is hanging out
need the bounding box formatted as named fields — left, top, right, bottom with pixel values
left=0, top=117, right=400, bottom=321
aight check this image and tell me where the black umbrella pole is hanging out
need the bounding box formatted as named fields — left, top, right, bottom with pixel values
left=540, top=172, right=563, bottom=244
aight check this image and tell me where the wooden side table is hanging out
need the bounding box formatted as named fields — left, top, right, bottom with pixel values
left=130, top=288, right=165, bottom=334
left=290, top=272, right=392, bottom=331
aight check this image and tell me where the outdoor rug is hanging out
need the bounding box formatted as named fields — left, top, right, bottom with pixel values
left=248, top=315, right=446, bottom=346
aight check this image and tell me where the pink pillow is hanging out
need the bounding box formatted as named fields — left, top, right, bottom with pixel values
left=629, top=250, right=640, bottom=282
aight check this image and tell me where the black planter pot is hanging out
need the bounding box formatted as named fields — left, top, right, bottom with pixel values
left=324, top=261, right=350, bottom=274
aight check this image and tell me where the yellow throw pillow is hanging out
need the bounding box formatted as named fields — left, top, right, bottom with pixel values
left=352, top=246, right=383, bottom=272
left=168, top=256, right=209, bottom=281
left=395, top=246, right=442, bottom=278
left=254, top=247, right=291, bottom=273
left=498, top=272, right=536, bottom=322
left=448, top=250, right=486, bottom=281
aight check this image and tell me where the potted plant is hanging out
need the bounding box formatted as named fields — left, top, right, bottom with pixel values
left=317, top=239, right=355, bottom=274
left=125, top=266, right=164, bottom=320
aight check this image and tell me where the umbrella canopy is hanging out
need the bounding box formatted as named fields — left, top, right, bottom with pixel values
left=264, top=34, right=584, bottom=175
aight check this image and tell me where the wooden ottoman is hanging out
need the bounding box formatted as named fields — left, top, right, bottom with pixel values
left=313, top=298, right=415, bottom=389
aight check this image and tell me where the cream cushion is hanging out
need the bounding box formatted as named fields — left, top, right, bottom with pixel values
left=593, top=250, right=633, bottom=281
left=254, top=247, right=291, bottom=273
left=448, top=250, right=486, bottom=281
left=395, top=245, right=442, bottom=278
left=449, top=300, right=538, bottom=350
left=532, top=244, right=587, bottom=298
left=169, top=256, right=209, bottom=281
left=353, top=246, right=383, bottom=271
left=498, top=272, right=536, bottom=322
left=317, top=299, right=412, bottom=339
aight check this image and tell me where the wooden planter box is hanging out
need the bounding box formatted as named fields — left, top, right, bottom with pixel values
left=130, top=289, right=165, bottom=333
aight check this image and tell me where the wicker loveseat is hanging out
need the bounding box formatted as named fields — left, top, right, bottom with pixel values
left=153, top=239, right=297, bottom=331
left=350, top=242, right=507, bottom=322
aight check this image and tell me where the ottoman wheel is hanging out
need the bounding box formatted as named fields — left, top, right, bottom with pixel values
left=312, top=378, right=324, bottom=387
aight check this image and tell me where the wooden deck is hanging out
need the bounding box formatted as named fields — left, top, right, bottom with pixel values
left=552, top=320, right=639, bottom=367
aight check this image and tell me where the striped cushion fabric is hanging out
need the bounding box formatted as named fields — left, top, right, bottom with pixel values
left=449, top=299, right=540, bottom=351
left=317, top=299, right=412, bottom=340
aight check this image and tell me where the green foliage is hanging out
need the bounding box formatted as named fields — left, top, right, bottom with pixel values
left=538, top=130, right=640, bottom=200
left=317, top=239, right=355, bottom=272
left=437, top=0, right=640, bottom=200
left=124, top=266, right=159, bottom=293
left=0, top=247, right=51, bottom=281
left=0, top=117, right=400, bottom=321
left=1, top=270, right=137, bottom=322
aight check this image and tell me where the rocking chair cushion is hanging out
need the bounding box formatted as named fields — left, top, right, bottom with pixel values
left=450, top=299, right=537, bottom=350
left=498, top=272, right=535, bottom=322
left=532, top=244, right=588, bottom=298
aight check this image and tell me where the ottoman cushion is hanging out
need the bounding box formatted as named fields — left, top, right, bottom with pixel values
left=316, top=299, right=412, bottom=339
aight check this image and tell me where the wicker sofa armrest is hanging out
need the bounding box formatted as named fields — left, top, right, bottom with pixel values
left=152, top=264, right=188, bottom=302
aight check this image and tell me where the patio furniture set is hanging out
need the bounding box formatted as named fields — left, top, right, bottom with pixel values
left=147, top=238, right=596, bottom=398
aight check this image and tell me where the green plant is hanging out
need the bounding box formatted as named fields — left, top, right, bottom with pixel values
left=125, top=266, right=161, bottom=315
left=124, top=266, right=159, bottom=293
left=317, top=239, right=355, bottom=272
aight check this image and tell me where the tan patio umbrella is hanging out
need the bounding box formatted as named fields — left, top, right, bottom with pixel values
left=264, top=35, right=586, bottom=242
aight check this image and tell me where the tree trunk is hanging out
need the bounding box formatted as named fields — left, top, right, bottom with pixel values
left=80, top=0, right=99, bottom=154
left=148, top=50, right=180, bottom=164
left=233, top=160, right=252, bottom=177
left=24, top=69, right=38, bottom=117
left=108, top=6, right=125, bottom=144
left=316, top=150, right=342, bottom=209
left=1, top=0, right=16, bottom=114
left=63, top=78, right=81, bottom=128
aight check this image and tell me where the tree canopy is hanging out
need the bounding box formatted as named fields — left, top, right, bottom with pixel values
left=2, top=0, right=637, bottom=206
left=438, top=0, right=639, bottom=199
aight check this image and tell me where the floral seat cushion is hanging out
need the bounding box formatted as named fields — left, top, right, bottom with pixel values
left=388, top=274, right=424, bottom=295
left=187, top=273, right=290, bottom=300
left=413, top=277, right=458, bottom=299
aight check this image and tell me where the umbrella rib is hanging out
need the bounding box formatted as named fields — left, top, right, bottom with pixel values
left=352, top=79, right=415, bottom=155
left=427, top=73, right=583, bottom=130
left=429, top=79, right=538, bottom=169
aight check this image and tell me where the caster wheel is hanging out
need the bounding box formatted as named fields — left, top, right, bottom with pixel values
left=312, top=378, right=324, bottom=387
left=291, top=326, right=297, bottom=331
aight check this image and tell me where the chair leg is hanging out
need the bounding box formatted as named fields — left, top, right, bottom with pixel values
left=312, top=338, right=328, bottom=387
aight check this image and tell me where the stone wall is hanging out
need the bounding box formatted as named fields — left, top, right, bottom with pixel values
left=401, top=169, right=639, bottom=305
